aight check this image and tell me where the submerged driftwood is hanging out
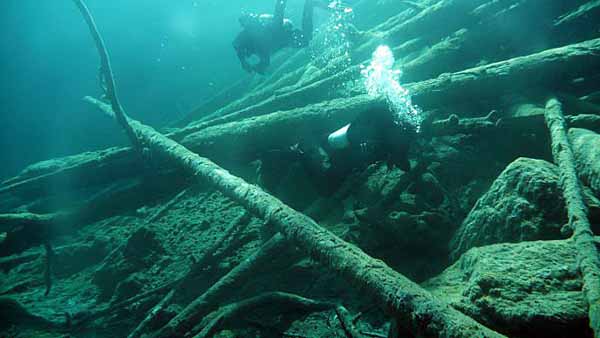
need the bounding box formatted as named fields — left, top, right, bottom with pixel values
left=544, top=98, right=600, bottom=336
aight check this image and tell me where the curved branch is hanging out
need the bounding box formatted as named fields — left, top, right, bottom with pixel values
left=72, top=0, right=141, bottom=150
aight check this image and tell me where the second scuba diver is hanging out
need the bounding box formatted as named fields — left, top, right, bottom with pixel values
left=233, top=0, right=329, bottom=74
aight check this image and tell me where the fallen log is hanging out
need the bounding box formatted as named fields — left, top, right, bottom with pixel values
left=424, top=111, right=600, bottom=137
left=544, top=98, right=600, bottom=337
left=555, top=0, right=600, bottom=26
left=0, top=147, right=136, bottom=200
left=88, top=94, right=381, bottom=165
left=169, top=63, right=361, bottom=142
left=0, top=171, right=188, bottom=256
left=410, top=37, right=600, bottom=109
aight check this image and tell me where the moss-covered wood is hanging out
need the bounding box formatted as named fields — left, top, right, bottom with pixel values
left=544, top=98, right=600, bottom=337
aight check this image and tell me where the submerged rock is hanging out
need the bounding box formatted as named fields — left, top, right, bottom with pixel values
left=424, top=239, right=592, bottom=338
left=449, top=157, right=567, bottom=260
left=569, top=128, right=600, bottom=195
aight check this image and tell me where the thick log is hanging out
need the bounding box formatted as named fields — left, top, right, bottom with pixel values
left=0, top=171, right=187, bottom=256
left=555, top=1, right=600, bottom=26
left=0, top=147, right=136, bottom=200
left=410, top=38, right=600, bottom=108
left=425, top=112, right=600, bottom=137
left=544, top=98, right=600, bottom=336
left=88, top=95, right=381, bottom=165
left=168, top=64, right=361, bottom=142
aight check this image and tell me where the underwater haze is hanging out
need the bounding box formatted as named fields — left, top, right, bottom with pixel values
left=0, top=0, right=308, bottom=180
left=1, top=1, right=600, bottom=337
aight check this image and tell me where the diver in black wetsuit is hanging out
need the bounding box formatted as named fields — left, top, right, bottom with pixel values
left=296, top=107, right=417, bottom=196
left=233, top=0, right=318, bottom=74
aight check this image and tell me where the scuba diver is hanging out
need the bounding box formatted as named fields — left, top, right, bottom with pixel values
left=294, top=107, right=417, bottom=196
left=233, top=0, right=324, bottom=74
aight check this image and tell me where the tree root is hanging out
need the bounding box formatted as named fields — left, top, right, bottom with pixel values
left=192, top=291, right=337, bottom=338
left=544, top=98, right=600, bottom=337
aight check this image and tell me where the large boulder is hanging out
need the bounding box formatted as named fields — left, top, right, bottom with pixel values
left=424, top=239, right=593, bottom=338
left=450, top=157, right=566, bottom=260
left=569, top=128, right=600, bottom=195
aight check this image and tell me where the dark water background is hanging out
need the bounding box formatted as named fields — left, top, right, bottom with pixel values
left=0, top=0, right=311, bottom=180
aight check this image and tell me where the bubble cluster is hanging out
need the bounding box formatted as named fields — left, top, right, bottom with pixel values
left=309, top=1, right=354, bottom=74
left=361, top=45, right=422, bottom=131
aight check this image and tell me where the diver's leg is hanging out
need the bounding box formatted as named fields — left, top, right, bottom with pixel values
left=274, top=0, right=288, bottom=30
left=301, top=0, right=314, bottom=45
left=254, top=53, right=271, bottom=74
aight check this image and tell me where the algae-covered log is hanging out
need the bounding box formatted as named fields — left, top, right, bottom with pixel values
left=0, top=171, right=188, bottom=256
left=0, top=147, right=135, bottom=200
left=411, top=38, right=600, bottom=108
left=544, top=98, right=600, bottom=337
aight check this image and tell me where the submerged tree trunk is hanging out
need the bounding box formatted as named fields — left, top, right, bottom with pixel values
left=545, top=98, right=600, bottom=337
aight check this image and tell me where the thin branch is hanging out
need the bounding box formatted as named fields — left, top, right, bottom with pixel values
left=72, top=0, right=141, bottom=150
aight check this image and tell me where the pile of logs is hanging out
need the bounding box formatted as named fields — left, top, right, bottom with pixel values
left=2, top=0, right=600, bottom=337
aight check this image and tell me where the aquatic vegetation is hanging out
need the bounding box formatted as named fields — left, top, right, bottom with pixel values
left=361, top=45, right=422, bottom=130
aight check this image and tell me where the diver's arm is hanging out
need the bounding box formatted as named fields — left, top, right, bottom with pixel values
left=273, top=0, right=288, bottom=31
left=233, top=37, right=253, bottom=73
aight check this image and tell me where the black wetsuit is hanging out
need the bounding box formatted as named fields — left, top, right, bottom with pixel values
left=302, top=108, right=416, bottom=195
left=233, top=0, right=314, bottom=74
